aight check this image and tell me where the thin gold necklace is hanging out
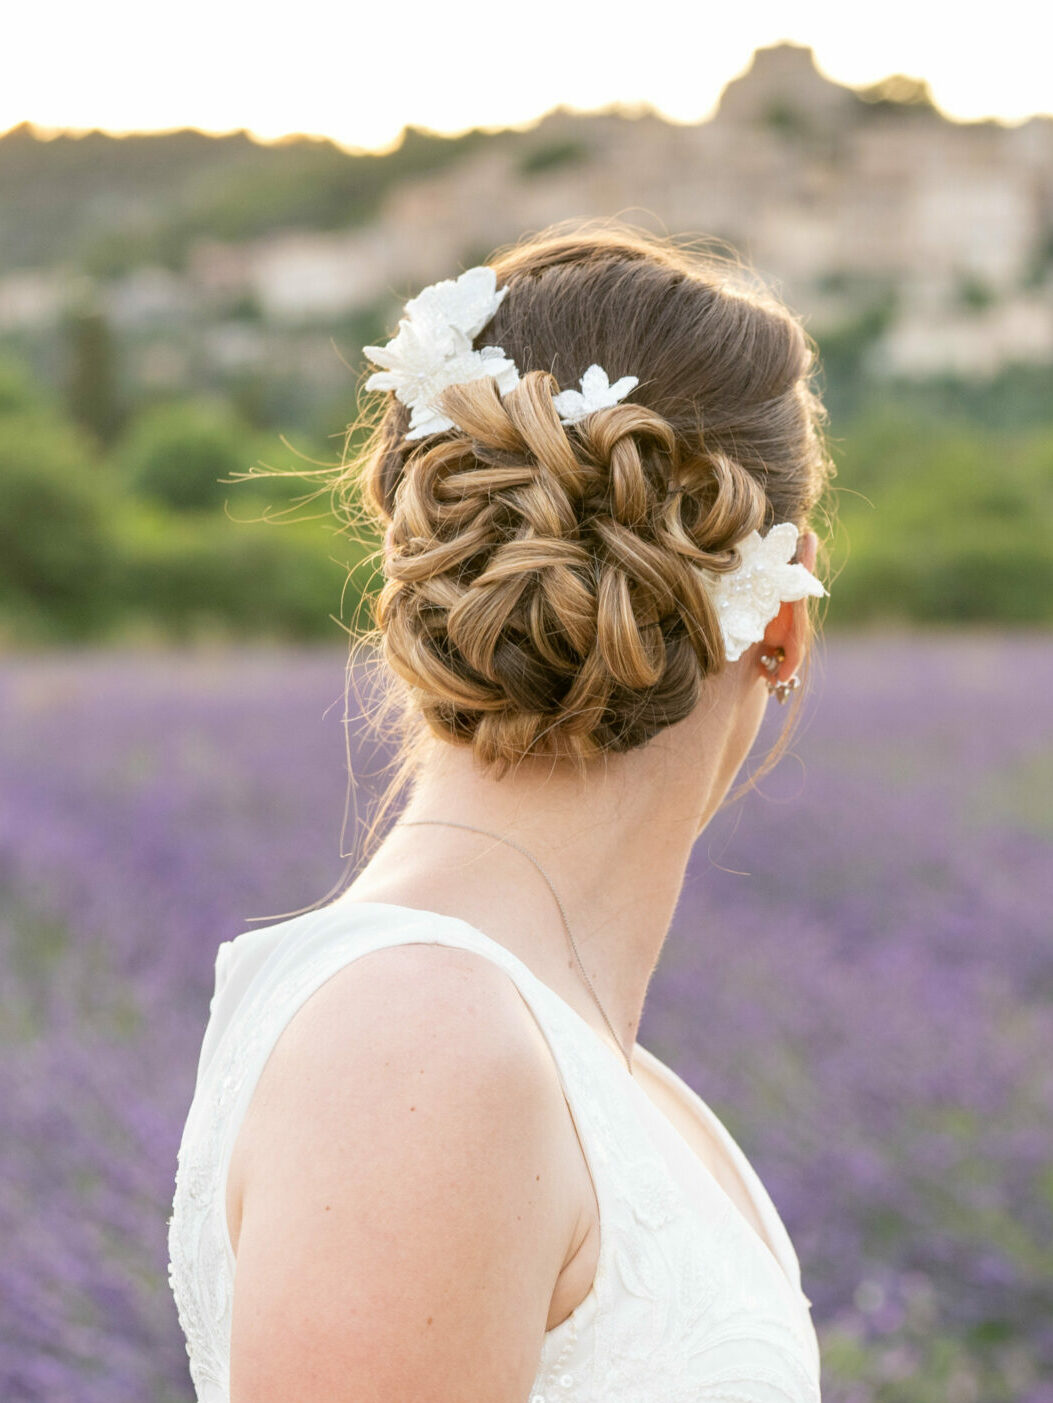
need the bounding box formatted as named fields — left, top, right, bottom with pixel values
left=396, top=818, right=634, bottom=1073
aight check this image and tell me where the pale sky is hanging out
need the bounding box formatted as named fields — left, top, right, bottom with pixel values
left=8, top=0, right=1051, bottom=151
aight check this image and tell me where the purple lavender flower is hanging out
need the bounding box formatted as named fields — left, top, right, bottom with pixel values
left=1, top=632, right=1051, bottom=1402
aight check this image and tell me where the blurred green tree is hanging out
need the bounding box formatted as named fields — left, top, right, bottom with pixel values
left=828, top=409, right=1053, bottom=623
left=114, top=398, right=255, bottom=511
left=63, top=298, right=124, bottom=445
left=0, top=353, right=52, bottom=414
left=112, top=511, right=358, bottom=641
left=0, top=411, right=118, bottom=637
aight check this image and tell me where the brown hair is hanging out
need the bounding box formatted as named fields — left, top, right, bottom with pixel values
left=332, top=221, right=833, bottom=851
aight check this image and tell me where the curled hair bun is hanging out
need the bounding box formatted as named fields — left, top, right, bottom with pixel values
left=377, top=369, right=764, bottom=773
left=355, top=225, right=833, bottom=777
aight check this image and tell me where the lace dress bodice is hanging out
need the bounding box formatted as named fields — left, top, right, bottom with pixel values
left=168, top=900, right=822, bottom=1402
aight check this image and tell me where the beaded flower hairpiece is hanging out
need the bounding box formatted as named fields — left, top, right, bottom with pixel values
left=363, top=265, right=827, bottom=663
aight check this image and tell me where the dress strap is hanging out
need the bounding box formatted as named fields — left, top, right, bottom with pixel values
left=198, top=902, right=629, bottom=1266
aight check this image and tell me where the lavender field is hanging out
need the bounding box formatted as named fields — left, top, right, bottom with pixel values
left=1, top=633, right=1051, bottom=1403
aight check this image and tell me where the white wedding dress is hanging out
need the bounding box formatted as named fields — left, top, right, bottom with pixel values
left=168, top=899, right=822, bottom=1402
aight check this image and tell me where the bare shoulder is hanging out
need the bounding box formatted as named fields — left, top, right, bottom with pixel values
left=226, top=940, right=587, bottom=1403
left=232, top=940, right=570, bottom=1136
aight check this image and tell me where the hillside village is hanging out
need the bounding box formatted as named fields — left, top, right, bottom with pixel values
left=2, top=42, right=1051, bottom=404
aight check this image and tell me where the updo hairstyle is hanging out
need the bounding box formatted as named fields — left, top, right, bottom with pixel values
left=343, top=224, right=833, bottom=786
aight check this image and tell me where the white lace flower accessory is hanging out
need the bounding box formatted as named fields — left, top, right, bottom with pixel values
left=553, top=365, right=640, bottom=425
left=364, top=266, right=637, bottom=440
left=706, top=523, right=828, bottom=662
left=363, top=267, right=520, bottom=440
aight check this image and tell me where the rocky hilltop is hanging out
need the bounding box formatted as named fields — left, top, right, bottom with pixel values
left=2, top=43, right=1051, bottom=385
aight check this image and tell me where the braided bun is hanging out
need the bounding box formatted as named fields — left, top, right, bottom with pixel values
left=351, top=224, right=832, bottom=778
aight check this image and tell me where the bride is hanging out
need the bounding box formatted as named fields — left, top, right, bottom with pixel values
left=169, top=223, right=833, bottom=1402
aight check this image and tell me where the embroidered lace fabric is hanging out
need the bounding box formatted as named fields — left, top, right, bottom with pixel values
left=168, top=901, right=822, bottom=1402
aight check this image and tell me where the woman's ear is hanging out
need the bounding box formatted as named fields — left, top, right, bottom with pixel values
left=758, top=530, right=819, bottom=681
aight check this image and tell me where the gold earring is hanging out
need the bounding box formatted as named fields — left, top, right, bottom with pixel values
left=759, top=647, right=784, bottom=676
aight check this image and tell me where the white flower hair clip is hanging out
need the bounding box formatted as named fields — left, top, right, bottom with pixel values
left=706, top=522, right=828, bottom=662
left=363, top=266, right=637, bottom=440
left=363, top=266, right=520, bottom=440
left=365, top=265, right=828, bottom=664
left=552, top=365, right=640, bottom=425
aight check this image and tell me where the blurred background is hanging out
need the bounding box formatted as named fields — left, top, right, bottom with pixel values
left=1, top=5, right=1051, bottom=1401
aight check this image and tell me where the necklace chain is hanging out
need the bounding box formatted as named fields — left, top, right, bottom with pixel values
left=396, top=818, right=634, bottom=1073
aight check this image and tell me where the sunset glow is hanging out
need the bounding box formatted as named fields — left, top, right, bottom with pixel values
left=7, top=0, right=1051, bottom=153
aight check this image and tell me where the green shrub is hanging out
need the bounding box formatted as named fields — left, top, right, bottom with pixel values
left=111, top=509, right=376, bottom=641
left=517, top=139, right=590, bottom=177
left=0, top=353, right=52, bottom=415
left=828, top=411, right=1053, bottom=623
left=114, top=398, right=257, bottom=511
left=0, top=411, right=120, bottom=637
